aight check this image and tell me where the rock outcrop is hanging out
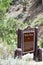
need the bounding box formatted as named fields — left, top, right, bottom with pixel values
left=7, top=0, right=43, bottom=22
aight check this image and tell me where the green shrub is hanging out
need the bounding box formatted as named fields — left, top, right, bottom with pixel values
left=40, top=40, right=43, bottom=48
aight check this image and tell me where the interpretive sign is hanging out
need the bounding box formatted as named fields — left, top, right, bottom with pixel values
left=23, top=31, right=35, bottom=52
left=15, top=26, right=42, bottom=61
left=17, top=26, right=35, bottom=53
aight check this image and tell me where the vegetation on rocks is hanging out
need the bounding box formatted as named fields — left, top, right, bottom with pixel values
left=30, top=13, right=43, bottom=27
left=0, top=0, right=43, bottom=62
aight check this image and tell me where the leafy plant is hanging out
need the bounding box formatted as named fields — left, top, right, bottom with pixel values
left=0, top=0, right=13, bottom=12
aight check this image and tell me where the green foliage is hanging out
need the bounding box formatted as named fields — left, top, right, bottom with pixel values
left=0, top=16, right=28, bottom=51
left=0, top=0, right=13, bottom=34
left=0, top=0, right=28, bottom=52
left=0, top=0, right=17, bottom=51
left=4, top=18, right=27, bottom=44
left=0, top=0, right=13, bottom=12
left=0, top=0, right=13, bottom=25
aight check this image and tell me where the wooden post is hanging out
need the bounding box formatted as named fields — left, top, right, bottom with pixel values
left=14, top=48, right=22, bottom=58
left=33, top=27, right=38, bottom=60
left=37, top=47, right=42, bottom=61
left=17, top=29, right=22, bottom=48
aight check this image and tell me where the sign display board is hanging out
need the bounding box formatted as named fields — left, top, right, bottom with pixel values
left=23, top=31, right=35, bottom=52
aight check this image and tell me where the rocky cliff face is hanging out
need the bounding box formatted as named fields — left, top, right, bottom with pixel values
left=29, top=0, right=42, bottom=10
left=7, top=0, right=43, bottom=22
